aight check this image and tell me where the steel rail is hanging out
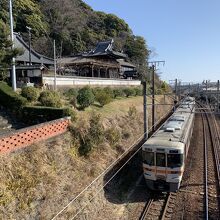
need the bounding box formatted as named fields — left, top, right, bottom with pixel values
left=139, top=193, right=171, bottom=220
left=161, top=193, right=172, bottom=220
left=139, top=198, right=154, bottom=220
left=201, top=110, right=209, bottom=220
left=209, top=114, right=220, bottom=189
left=198, top=101, right=220, bottom=219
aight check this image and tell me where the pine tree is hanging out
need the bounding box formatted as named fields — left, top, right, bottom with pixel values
left=0, top=19, right=21, bottom=81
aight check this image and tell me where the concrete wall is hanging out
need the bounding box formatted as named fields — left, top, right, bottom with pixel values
left=43, top=76, right=141, bottom=87
left=0, top=117, right=70, bottom=154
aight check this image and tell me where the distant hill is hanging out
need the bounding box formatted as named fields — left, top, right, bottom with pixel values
left=1, top=0, right=150, bottom=78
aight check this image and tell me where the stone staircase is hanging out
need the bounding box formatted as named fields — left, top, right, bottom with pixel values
left=0, top=110, right=13, bottom=135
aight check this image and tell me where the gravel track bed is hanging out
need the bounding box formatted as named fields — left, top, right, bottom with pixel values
left=207, top=115, right=220, bottom=219
left=171, top=114, right=204, bottom=219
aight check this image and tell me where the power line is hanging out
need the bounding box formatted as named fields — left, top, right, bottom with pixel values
left=51, top=110, right=172, bottom=219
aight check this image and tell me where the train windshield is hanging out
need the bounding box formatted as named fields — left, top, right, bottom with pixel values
left=156, top=153, right=166, bottom=167
left=167, top=154, right=183, bottom=167
left=142, top=151, right=154, bottom=166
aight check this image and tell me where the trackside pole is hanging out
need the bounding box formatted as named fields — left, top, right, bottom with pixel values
left=143, top=81, right=148, bottom=141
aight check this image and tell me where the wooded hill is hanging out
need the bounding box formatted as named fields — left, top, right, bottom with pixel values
left=0, top=0, right=151, bottom=78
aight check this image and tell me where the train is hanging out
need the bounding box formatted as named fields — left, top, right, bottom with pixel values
left=142, top=96, right=195, bottom=192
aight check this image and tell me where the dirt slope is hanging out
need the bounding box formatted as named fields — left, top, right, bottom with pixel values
left=0, top=95, right=172, bottom=219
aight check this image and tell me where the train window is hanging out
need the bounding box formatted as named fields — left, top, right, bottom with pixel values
left=156, top=153, right=166, bottom=167
left=167, top=154, right=183, bottom=168
left=142, top=151, right=154, bottom=166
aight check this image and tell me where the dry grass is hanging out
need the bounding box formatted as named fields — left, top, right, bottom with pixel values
left=0, top=95, right=173, bottom=219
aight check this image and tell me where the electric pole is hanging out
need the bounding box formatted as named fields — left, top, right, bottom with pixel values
left=54, top=40, right=57, bottom=90
left=9, top=0, right=16, bottom=91
left=148, top=61, right=165, bottom=132
left=175, top=78, right=178, bottom=101
left=152, top=65, right=155, bottom=132
left=26, top=26, right=32, bottom=65
left=217, top=80, right=219, bottom=113
left=143, top=81, right=148, bottom=140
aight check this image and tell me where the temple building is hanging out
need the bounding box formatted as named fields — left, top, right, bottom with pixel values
left=58, top=39, right=137, bottom=79
left=13, top=33, right=54, bottom=87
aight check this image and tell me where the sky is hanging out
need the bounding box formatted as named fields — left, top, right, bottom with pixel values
left=83, top=0, right=220, bottom=83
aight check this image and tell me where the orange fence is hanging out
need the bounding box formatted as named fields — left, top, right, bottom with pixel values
left=0, top=117, right=70, bottom=154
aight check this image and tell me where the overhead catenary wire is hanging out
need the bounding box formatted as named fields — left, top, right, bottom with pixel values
left=70, top=111, right=172, bottom=220
left=51, top=110, right=172, bottom=220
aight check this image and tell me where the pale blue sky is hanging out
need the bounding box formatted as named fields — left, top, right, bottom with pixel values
left=83, top=0, right=220, bottom=83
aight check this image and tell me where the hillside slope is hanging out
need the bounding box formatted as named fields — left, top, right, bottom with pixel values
left=0, top=95, right=172, bottom=219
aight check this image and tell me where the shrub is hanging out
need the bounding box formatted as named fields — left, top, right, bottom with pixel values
left=89, top=113, right=104, bottom=145
left=123, top=88, right=135, bottom=97
left=77, top=86, right=95, bottom=110
left=65, top=88, right=78, bottom=108
left=105, top=127, right=121, bottom=147
left=113, top=88, right=124, bottom=98
left=128, top=105, right=138, bottom=119
left=70, top=113, right=104, bottom=156
left=156, top=88, right=162, bottom=95
left=95, top=90, right=112, bottom=107
left=92, top=87, right=102, bottom=97
left=103, top=87, right=114, bottom=98
left=38, top=90, right=62, bottom=107
left=65, top=88, right=78, bottom=99
left=133, top=87, right=142, bottom=96
left=161, top=81, right=170, bottom=93
left=79, top=137, right=93, bottom=156
left=0, top=81, right=27, bottom=112
left=63, top=107, right=77, bottom=122
left=22, top=106, right=75, bottom=124
left=21, top=86, right=39, bottom=102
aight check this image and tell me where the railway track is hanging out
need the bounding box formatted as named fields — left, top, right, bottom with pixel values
left=200, top=102, right=220, bottom=219
left=139, top=192, right=176, bottom=220
left=201, top=107, right=209, bottom=219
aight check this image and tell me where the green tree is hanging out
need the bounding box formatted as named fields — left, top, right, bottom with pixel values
left=21, top=86, right=39, bottom=102
left=124, top=36, right=149, bottom=80
left=95, top=90, right=112, bottom=107
left=161, top=81, right=170, bottom=93
left=0, top=19, right=21, bottom=81
left=1, top=0, right=48, bottom=37
left=77, top=86, right=95, bottom=110
left=38, top=90, right=62, bottom=107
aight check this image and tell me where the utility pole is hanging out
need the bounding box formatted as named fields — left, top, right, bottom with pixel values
left=148, top=61, right=165, bottom=132
left=9, top=0, right=16, bottom=91
left=175, top=78, right=178, bottom=101
left=178, top=80, right=181, bottom=101
left=26, top=26, right=32, bottom=65
left=54, top=40, right=57, bottom=90
left=143, top=81, right=148, bottom=140
left=152, top=65, right=155, bottom=132
left=217, top=80, right=219, bottom=113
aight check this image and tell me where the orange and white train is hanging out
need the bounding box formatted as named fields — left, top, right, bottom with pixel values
left=142, top=97, right=195, bottom=192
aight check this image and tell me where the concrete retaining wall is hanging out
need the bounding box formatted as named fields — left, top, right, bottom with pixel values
left=43, top=76, right=141, bottom=87
left=0, top=117, right=70, bottom=154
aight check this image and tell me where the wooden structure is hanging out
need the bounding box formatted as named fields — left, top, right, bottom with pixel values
left=13, top=33, right=54, bottom=87
left=58, top=39, right=137, bottom=79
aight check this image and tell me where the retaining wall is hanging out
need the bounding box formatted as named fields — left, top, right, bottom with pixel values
left=43, top=76, right=141, bottom=87
left=0, top=117, right=70, bottom=154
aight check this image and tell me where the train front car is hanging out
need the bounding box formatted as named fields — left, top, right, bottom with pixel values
left=142, top=140, right=184, bottom=192
left=142, top=97, right=195, bottom=192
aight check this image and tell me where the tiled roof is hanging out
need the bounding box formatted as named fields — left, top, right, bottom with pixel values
left=14, top=33, right=54, bottom=65
left=85, top=39, right=127, bottom=59
left=117, top=59, right=136, bottom=68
